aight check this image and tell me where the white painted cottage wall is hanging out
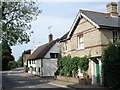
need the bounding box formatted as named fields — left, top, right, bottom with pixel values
left=44, top=42, right=60, bottom=58
left=43, top=42, right=60, bottom=76
left=28, top=42, right=60, bottom=76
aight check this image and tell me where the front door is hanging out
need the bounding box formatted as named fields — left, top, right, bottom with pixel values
left=96, top=63, right=100, bottom=84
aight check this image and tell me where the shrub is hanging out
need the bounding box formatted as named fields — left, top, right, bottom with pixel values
left=102, top=42, right=120, bottom=89
left=8, top=61, right=17, bottom=69
left=55, top=55, right=89, bottom=77
left=78, top=56, right=89, bottom=73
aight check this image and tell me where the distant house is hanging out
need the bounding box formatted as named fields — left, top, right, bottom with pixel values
left=60, top=2, right=120, bottom=85
left=23, top=54, right=31, bottom=67
left=28, top=34, right=60, bottom=76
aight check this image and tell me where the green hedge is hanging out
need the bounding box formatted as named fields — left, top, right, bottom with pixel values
left=55, top=55, right=89, bottom=77
left=102, top=42, right=120, bottom=89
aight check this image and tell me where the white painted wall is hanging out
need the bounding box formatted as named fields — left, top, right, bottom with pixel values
left=91, top=60, right=96, bottom=84
left=28, top=42, right=60, bottom=76
left=78, top=68, right=83, bottom=77
left=43, top=59, right=57, bottom=76
left=43, top=42, right=60, bottom=76
left=44, top=42, right=60, bottom=58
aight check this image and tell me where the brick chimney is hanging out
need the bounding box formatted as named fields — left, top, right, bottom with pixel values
left=106, top=2, right=118, bottom=16
left=49, top=33, right=53, bottom=42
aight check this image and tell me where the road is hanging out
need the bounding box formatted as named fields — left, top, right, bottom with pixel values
left=2, top=67, right=74, bottom=89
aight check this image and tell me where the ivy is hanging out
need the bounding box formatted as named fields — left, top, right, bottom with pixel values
left=55, top=55, right=89, bottom=77
left=78, top=56, right=89, bottom=73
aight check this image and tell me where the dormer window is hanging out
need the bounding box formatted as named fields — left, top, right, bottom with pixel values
left=113, top=31, right=119, bottom=43
left=78, top=34, right=84, bottom=49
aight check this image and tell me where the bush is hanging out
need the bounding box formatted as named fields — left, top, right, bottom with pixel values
left=8, top=61, right=17, bottom=69
left=55, top=55, right=89, bottom=77
left=102, top=42, right=120, bottom=89
left=24, top=65, right=28, bottom=72
left=78, top=56, right=89, bottom=73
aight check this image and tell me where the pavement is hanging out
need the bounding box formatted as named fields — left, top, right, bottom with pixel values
left=22, top=70, right=105, bottom=89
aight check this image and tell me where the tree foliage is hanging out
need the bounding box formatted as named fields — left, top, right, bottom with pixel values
left=78, top=56, right=89, bottom=73
left=1, top=2, right=41, bottom=46
left=55, top=55, right=89, bottom=77
left=1, top=40, right=15, bottom=70
left=17, top=56, right=23, bottom=67
left=102, top=42, right=120, bottom=89
left=8, top=60, right=17, bottom=69
left=17, top=49, right=31, bottom=67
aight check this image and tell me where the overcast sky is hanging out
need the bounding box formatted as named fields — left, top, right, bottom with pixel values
left=11, top=1, right=120, bottom=61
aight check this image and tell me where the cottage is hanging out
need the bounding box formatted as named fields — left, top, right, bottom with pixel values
left=60, top=2, right=120, bottom=85
left=28, top=34, right=60, bottom=76
left=23, top=54, right=31, bottom=67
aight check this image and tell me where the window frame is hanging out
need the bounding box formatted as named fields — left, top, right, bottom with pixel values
left=50, top=53, right=59, bottom=58
left=64, top=41, right=68, bottom=52
left=113, top=31, right=119, bottom=43
left=77, top=34, right=84, bottom=50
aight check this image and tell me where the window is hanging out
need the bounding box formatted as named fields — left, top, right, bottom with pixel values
left=39, top=67, right=41, bottom=72
left=64, top=41, right=68, bottom=51
left=29, top=60, right=31, bottom=64
left=78, top=34, right=84, bottom=49
left=113, top=31, right=119, bottom=43
left=33, top=67, right=36, bottom=71
left=50, top=53, right=59, bottom=58
left=33, top=60, right=35, bottom=64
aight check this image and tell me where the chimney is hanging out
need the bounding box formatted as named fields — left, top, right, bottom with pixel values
left=106, top=2, right=118, bottom=16
left=49, top=33, right=53, bottom=42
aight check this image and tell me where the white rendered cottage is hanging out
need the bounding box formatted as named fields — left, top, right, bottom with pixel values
left=28, top=34, right=60, bottom=76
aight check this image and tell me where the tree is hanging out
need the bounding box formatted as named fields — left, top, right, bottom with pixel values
left=17, top=49, right=31, bottom=67
left=1, top=1, right=41, bottom=46
left=102, top=42, right=120, bottom=89
left=17, top=56, right=23, bottom=67
left=1, top=40, right=14, bottom=70
left=8, top=61, right=17, bottom=69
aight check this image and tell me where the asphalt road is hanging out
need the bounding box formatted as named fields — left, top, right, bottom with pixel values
left=2, top=67, right=73, bottom=89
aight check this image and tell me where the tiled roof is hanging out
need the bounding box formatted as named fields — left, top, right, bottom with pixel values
left=59, top=31, right=69, bottom=41
left=80, top=9, right=110, bottom=16
left=23, top=54, right=31, bottom=61
left=28, top=39, right=59, bottom=60
left=80, top=9, right=120, bottom=28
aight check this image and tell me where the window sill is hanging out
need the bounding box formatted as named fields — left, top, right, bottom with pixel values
left=77, top=47, right=84, bottom=50
left=64, top=50, right=68, bottom=53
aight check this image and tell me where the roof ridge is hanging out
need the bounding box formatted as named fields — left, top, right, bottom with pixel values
left=80, top=9, right=110, bottom=16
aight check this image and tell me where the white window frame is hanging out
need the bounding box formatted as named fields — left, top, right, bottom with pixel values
left=77, top=34, right=84, bottom=50
left=113, top=31, right=119, bottom=43
left=64, top=41, right=68, bottom=52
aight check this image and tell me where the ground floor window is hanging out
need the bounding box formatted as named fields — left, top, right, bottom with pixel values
left=38, top=67, right=40, bottom=72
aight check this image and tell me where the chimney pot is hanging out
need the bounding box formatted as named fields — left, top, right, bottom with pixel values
left=49, top=33, right=53, bottom=42
left=106, top=2, right=118, bottom=16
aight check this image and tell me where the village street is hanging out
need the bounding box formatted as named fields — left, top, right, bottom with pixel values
left=2, top=67, right=74, bottom=89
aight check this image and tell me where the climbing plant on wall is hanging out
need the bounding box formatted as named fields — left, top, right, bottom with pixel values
left=55, top=55, right=89, bottom=77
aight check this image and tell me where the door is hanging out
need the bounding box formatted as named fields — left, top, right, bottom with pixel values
left=96, top=63, right=100, bottom=84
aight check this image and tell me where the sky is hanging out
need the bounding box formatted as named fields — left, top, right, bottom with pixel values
left=11, top=1, right=120, bottom=61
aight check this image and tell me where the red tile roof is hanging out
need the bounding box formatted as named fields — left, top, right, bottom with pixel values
left=80, top=9, right=110, bottom=16
left=24, top=54, right=31, bottom=60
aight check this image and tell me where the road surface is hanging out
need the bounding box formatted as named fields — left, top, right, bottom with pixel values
left=2, top=67, right=74, bottom=89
